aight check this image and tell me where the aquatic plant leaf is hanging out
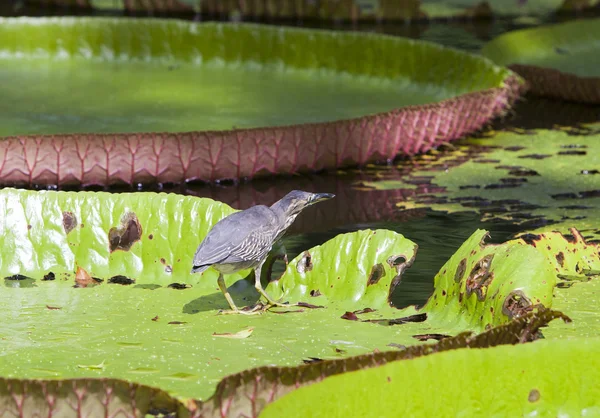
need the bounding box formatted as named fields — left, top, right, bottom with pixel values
left=266, top=229, right=418, bottom=309
left=195, top=307, right=569, bottom=417
left=482, top=18, right=600, bottom=103
left=0, top=188, right=240, bottom=287
left=0, top=188, right=427, bottom=401
left=0, top=308, right=568, bottom=418
left=0, top=377, right=192, bottom=418
left=263, top=331, right=598, bottom=418
left=421, top=229, right=557, bottom=330
left=0, top=17, right=521, bottom=186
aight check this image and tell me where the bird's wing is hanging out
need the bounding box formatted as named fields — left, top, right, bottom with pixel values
left=192, top=206, right=278, bottom=268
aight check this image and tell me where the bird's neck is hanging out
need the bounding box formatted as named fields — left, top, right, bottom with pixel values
left=270, top=203, right=298, bottom=239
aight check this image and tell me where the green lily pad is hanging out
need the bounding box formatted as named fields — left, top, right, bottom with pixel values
left=0, top=17, right=521, bottom=186
left=263, top=335, right=600, bottom=417
left=0, top=307, right=569, bottom=417
left=482, top=18, right=600, bottom=103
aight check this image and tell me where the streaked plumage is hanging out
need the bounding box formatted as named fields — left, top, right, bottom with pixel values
left=191, top=190, right=334, bottom=314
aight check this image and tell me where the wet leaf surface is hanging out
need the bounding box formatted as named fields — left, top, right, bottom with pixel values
left=0, top=307, right=569, bottom=418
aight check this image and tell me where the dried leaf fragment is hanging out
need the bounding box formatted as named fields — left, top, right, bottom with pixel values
left=77, top=360, right=106, bottom=371
left=46, top=305, right=62, bottom=310
left=212, top=327, right=254, bottom=339
left=74, top=267, right=99, bottom=288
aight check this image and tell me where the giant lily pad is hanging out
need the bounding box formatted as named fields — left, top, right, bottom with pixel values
left=0, top=307, right=571, bottom=417
left=0, top=17, right=521, bottom=186
left=0, top=188, right=596, bottom=406
left=263, top=335, right=600, bottom=417
left=482, top=18, right=600, bottom=103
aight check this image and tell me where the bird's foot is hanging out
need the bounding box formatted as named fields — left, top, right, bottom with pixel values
left=217, top=303, right=266, bottom=316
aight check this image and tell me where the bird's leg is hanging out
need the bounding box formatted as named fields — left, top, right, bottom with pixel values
left=254, top=262, right=293, bottom=308
left=217, top=273, right=262, bottom=316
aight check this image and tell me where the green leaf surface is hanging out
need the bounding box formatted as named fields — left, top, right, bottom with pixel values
left=0, top=307, right=569, bottom=418
left=0, top=188, right=596, bottom=405
left=262, top=336, right=600, bottom=418
left=0, top=188, right=427, bottom=401
left=422, top=229, right=555, bottom=330
left=482, top=18, right=600, bottom=77
left=0, top=17, right=512, bottom=137
left=268, top=229, right=417, bottom=310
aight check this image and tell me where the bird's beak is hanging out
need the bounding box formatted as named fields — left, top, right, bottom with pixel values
left=311, top=193, right=335, bottom=203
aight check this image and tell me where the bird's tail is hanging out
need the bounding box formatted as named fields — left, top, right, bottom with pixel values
left=190, top=264, right=210, bottom=274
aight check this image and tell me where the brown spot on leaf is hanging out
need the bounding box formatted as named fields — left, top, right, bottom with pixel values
left=354, top=308, right=376, bottom=315
left=160, top=258, right=166, bottom=264
left=508, top=168, right=539, bottom=176
left=296, top=251, right=313, bottom=274
left=42, top=272, right=55, bottom=281
left=148, top=234, right=154, bottom=240
left=62, top=212, right=77, bottom=234
left=454, top=258, right=467, bottom=283
left=528, top=389, right=540, bottom=403
left=108, top=212, right=142, bottom=252
left=558, top=150, right=586, bottom=155
left=555, top=252, right=565, bottom=267
left=466, top=254, right=495, bottom=301
left=365, top=313, right=427, bottom=326
left=367, top=263, right=386, bottom=286
left=167, top=283, right=191, bottom=290
left=518, top=154, right=552, bottom=160
left=168, top=321, right=187, bottom=325
left=151, top=316, right=159, bottom=321
left=502, top=290, right=533, bottom=319
left=520, top=234, right=541, bottom=247
left=46, top=305, right=61, bottom=310
left=309, top=289, right=321, bottom=297
left=27, top=224, right=32, bottom=230
left=341, top=312, right=359, bottom=321
left=412, top=334, right=451, bottom=342
left=4, top=274, right=33, bottom=281
left=108, top=275, right=135, bottom=285
left=296, top=302, right=324, bottom=309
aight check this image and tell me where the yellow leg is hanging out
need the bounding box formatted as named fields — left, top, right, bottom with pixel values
left=217, top=273, right=262, bottom=316
left=254, top=263, right=293, bottom=308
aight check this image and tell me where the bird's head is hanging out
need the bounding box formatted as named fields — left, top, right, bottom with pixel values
left=271, top=190, right=335, bottom=228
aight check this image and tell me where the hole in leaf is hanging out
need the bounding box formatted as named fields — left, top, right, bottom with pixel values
left=296, top=251, right=313, bottom=274
left=62, top=211, right=77, bottom=234
left=108, top=212, right=142, bottom=252
left=367, top=263, right=386, bottom=286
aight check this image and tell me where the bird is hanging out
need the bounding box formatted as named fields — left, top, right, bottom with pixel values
left=190, top=190, right=335, bottom=315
